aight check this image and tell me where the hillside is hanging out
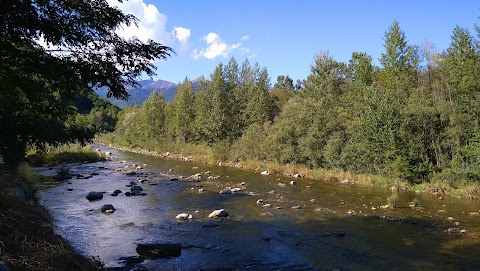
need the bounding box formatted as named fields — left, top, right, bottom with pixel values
left=95, top=78, right=202, bottom=108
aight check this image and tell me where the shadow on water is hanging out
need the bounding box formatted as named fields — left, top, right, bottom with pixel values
left=35, top=146, right=480, bottom=271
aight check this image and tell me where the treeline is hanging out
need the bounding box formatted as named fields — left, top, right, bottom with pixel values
left=112, top=20, right=480, bottom=185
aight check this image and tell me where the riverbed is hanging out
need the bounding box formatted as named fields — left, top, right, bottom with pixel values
left=36, top=145, right=480, bottom=270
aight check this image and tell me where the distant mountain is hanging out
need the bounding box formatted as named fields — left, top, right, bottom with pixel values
left=95, top=78, right=202, bottom=109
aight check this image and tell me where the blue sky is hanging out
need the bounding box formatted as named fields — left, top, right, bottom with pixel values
left=107, top=0, right=480, bottom=84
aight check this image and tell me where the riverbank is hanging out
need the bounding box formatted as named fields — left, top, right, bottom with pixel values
left=0, top=145, right=105, bottom=271
left=0, top=171, right=104, bottom=271
left=93, top=137, right=480, bottom=200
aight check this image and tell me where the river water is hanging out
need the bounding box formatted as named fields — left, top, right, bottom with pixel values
left=36, top=146, right=480, bottom=271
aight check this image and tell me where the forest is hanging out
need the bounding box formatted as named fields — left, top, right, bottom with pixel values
left=105, top=20, right=480, bottom=188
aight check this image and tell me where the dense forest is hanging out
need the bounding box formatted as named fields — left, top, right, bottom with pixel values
left=108, top=20, right=480, bottom=186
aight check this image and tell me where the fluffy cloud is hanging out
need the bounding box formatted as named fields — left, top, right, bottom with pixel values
left=192, top=33, right=247, bottom=60
left=174, top=27, right=191, bottom=43
left=107, top=0, right=187, bottom=47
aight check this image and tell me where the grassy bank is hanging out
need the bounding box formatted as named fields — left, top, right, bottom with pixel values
left=0, top=146, right=103, bottom=271
left=96, top=133, right=480, bottom=200
left=25, top=143, right=104, bottom=166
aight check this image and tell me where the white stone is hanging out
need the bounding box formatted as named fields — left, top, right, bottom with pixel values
left=176, top=213, right=194, bottom=220
left=208, top=209, right=229, bottom=218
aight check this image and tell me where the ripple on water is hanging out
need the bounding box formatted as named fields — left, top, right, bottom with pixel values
left=37, top=145, right=480, bottom=270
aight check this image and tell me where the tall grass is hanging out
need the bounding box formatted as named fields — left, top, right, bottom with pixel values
left=26, top=143, right=103, bottom=166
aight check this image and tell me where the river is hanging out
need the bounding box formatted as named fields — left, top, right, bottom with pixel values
left=36, top=145, right=480, bottom=270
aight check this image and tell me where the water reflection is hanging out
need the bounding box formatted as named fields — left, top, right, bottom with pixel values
left=37, top=146, right=480, bottom=270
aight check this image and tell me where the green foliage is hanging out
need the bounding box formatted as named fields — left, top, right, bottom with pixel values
left=25, top=144, right=103, bottom=166
left=0, top=0, right=172, bottom=167
left=109, top=18, right=480, bottom=189
left=387, top=194, right=398, bottom=208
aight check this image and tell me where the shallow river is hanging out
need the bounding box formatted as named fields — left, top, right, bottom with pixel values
left=36, top=146, right=480, bottom=271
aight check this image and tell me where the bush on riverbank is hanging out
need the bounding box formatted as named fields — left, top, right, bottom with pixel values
left=25, top=144, right=104, bottom=166
left=97, top=133, right=480, bottom=199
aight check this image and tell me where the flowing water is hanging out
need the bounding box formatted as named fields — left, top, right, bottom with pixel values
left=36, top=146, right=480, bottom=271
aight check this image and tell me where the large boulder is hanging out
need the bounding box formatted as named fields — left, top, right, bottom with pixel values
left=208, top=209, right=229, bottom=219
left=136, top=243, right=182, bottom=258
left=86, top=191, right=104, bottom=201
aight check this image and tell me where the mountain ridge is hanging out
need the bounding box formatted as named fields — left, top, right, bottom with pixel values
left=95, top=77, right=203, bottom=109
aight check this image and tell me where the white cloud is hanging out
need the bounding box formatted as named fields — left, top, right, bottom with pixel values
left=240, top=35, right=250, bottom=41
left=106, top=0, right=174, bottom=45
left=192, top=33, right=249, bottom=60
left=174, top=27, right=191, bottom=43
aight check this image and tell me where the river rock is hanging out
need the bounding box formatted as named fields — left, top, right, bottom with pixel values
left=290, top=181, right=297, bottom=185
left=100, top=204, right=116, bottom=213
left=256, top=199, right=264, bottom=204
left=113, top=189, right=122, bottom=194
left=260, top=171, right=270, bottom=175
left=86, top=191, right=104, bottom=201
left=293, top=174, right=303, bottom=178
left=136, top=243, right=182, bottom=258
left=219, top=188, right=232, bottom=194
left=175, top=213, right=194, bottom=220
left=208, top=209, right=229, bottom=218
left=231, top=187, right=242, bottom=193
left=131, top=185, right=143, bottom=192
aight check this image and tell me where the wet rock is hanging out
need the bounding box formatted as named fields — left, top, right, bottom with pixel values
left=219, top=188, right=232, bottom=194
left=293, top=174, right=303, bottom=178
left=260, top=171, right=270, bottom=175
left=110, top=193, right=118, bottom=196
left=231, top=187, right=242, bottom=193
left=176, top=213, right=194, bottom=220
left=170, top=178, right=179, bottom=181
left=263, top=204, right=272, bottom=208
left=67, top=188, right=73, bottom=191
left=118, top=256, right=145, bottom=264
left=86, top=191, right=104, bottom=201
left=208, top=209, right=229, bottom=218
left=131, top=185, right=143, bottom=192
left=460, top=229, right=467, bottom=234
left=277, top=183, right=286, bottom=187
left=256, top=199, right=264, bottom=204
left=136, top=243, right=182, bottom=258
left=262, top=237, right=272, bottom=242
left=114, top=189, right=122, bottom=194
left=100, top=204, right=116, bottom=213
left=131, top=191, right=147, bottom=196
left=138, top=179, right=148, bottom=183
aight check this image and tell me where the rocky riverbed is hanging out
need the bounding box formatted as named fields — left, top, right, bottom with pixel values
left=35, top=145, right=480, bottom=270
